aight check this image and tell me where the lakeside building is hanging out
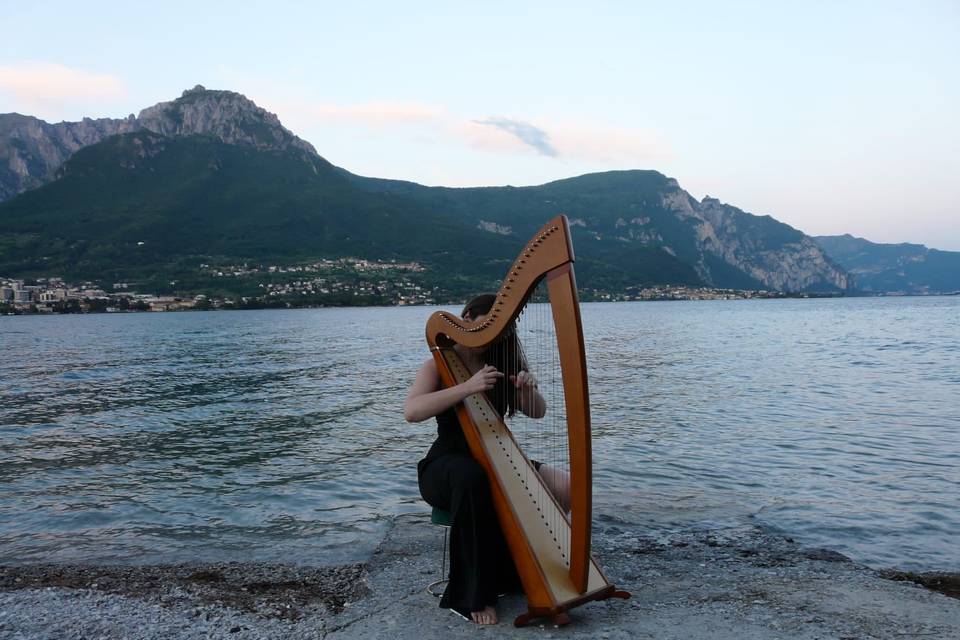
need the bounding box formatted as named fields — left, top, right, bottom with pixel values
left=39, top=289, right=68, bottom=302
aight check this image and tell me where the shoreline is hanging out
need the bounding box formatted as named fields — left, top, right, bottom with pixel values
left=2, top=513, right=958, bottom=639
left=3, top=290, right=957, bottom=318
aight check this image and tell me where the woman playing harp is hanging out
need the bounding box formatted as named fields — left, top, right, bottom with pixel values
left=404, top=293, right=571, bottom=625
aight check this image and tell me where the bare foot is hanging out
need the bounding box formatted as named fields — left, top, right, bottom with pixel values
left=471, top=606, right=498, bottom=625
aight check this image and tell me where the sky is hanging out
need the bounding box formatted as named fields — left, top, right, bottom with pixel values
left=1, top=1, right=957, bottom=249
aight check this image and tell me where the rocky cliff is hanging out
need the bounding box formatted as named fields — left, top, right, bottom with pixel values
left=135, top=86, right=316, bottom=156
left=690, top=195, right=849, bottom=292
left=0, top=113, right=138, bottom=200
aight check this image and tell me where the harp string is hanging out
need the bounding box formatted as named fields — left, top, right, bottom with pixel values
left=508, top=280, right=571, bottom=565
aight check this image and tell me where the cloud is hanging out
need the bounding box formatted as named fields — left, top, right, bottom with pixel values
left=472, top=117, right=559, bottom=157
left=259, top=94, right=672, bottom=165
left=0, top=62, right=127, bottom=115
left=549, top=121, right=674, bottom=164
left=462, top=116, right=672, bottom=164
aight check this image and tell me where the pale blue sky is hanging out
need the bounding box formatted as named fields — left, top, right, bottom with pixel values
left=2, top=1, right=957, bottom=249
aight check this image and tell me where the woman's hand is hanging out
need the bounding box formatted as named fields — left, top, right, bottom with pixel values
left=466, top=365, right=504, bottom=394
left=512, top=369, right=546, bottom=419
left=509, top=370, right=538, bottom=391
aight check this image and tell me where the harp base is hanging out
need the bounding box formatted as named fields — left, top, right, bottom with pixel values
left=512, top=584, right=632, bottom=627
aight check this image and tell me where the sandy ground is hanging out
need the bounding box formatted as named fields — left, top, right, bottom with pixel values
left=2, top=511, right=958, bottom=639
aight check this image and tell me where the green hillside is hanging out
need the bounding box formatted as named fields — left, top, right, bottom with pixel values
left=0, top=132, right=701, bottom=297
left=350, top=169, right=710, bottom=288
left=352, top=169, right=705, bottom=264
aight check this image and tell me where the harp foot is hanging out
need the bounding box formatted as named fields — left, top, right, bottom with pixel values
left=513, top=612, right=534, bottom=628
left=513, top=609, right=571, bottom=628
left=552, top=612, right=571, bottom=626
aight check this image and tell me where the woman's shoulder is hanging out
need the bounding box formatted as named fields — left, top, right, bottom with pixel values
left=413, top=357, right=439, bottom=385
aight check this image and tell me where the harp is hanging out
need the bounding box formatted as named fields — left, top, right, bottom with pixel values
left=425, top=215, right=629, bottom=626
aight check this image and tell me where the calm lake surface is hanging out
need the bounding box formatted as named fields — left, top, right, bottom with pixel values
left=1, top=297, right=958, bottom=572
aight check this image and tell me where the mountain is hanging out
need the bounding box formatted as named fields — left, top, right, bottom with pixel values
left=0, top=86, right=850, bottom=295
left=348, top=171, right=849, bottom=292
left=0, top=130, right=513, bottom=287
left=814, top=235, right=960, bottom=294
left=0, top=85, right=312, bottom=202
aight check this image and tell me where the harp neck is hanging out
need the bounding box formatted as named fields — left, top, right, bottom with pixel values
left=426, top=215, right=575, bottom=349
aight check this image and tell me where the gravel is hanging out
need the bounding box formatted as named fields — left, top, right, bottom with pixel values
left=0, top=562, right=364, bottom=639
left=2, top=512, right=958, bottom=639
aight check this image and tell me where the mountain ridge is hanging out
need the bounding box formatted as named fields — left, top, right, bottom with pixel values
left=814, top=234, right=960, bottom=294
left=1, top=86, right=853, bottom=295
left=356, top=168, right=849, bottom=291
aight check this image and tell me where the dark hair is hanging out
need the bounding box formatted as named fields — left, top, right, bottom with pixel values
left=461, top=294, right=527, bottom=418
left=460, top=293, right=497, bottom=321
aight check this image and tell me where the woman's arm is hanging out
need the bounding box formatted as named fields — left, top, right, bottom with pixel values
left=404, top=358, right=503, bottom=423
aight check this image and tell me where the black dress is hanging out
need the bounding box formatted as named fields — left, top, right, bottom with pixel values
left=417, top=405, right=521, bottom=616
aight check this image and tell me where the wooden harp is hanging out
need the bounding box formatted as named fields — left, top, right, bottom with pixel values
left=425, top=215, right=629, bottom=626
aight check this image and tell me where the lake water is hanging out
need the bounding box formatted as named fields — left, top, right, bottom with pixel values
left=1, top=297, right=958, bottom=572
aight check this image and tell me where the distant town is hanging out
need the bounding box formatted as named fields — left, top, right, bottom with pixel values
left=1, top=257, right=443, bottom=314
left=2, top=257, right=817, bottom=316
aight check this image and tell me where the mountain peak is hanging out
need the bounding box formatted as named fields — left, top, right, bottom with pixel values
left=0, top=86, right=320, bottom=202
left=135, top=86, right=317, bottom=156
